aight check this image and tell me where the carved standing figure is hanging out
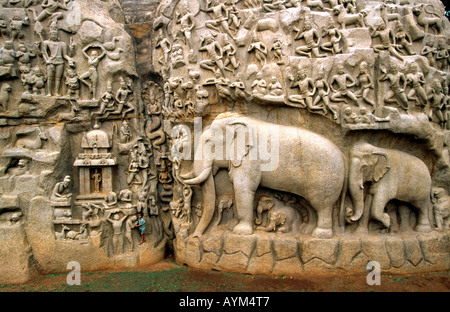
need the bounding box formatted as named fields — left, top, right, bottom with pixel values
left=80, top=46, right=106, bottom=100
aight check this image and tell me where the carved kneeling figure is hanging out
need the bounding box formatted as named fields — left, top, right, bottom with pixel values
left=255, top=196, right=300, bottom=233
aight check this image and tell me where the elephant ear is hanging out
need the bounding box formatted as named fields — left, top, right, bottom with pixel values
left=372, top=152, right=391, bottom=182
left=226, top=121, right=255, bottom=168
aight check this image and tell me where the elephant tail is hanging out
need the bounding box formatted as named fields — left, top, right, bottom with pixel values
left=338, top=155, right=349, bottom=229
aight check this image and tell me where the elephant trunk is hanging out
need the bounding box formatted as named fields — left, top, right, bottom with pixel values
left=348, top=157, right=365, bottom=222
left=255, top=206, right=263, bottom=226
left=182, top=161, right=213, bottom=185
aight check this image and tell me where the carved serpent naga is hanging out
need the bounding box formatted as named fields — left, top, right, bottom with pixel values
left=144, top=81, right=166, bottom=151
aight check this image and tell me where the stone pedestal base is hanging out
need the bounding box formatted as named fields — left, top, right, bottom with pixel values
left=174, top=229, right=450, bottom=276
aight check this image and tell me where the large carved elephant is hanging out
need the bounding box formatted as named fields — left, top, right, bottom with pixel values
left=178, top=112, right=347, bottom=239
left=347, top=142, right=432, bottom=233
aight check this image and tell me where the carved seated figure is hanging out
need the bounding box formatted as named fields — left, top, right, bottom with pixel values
left=50, top=175, right=72, bottom=205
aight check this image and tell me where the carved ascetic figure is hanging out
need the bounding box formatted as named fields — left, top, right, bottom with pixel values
left=347, top=142, right=432, bottom=233
left=255, top=195, right=300, bottom=233
left=271, top=35, right=285, bottom=65
left=294, top=18, right=326, bottom=58
left=125, top=215, right=138, bottom=252
left=251, top=72, right=267, bottom=96
left=42, top=29, right=72, bottom=96
left=50, top=175, right=72, bottom=203
left=80, top=45, right=106, bottom=100
left=247, top=34, right=267, bottom=67
left=107, top=212, right=127, bottom=255
left=179, top=113, right=347, bottom=239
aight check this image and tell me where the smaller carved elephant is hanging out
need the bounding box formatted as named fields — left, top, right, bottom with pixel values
left=432, top=187, right=450, bottom=230
left=255, top=196, right=301, bottom=233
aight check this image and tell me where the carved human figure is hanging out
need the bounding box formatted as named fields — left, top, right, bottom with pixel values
left=205, top=0, right=235, bottom=39
left=91, top=169, right=102, bottom=193
left=420, top=37, right=436, bottom=67
left=321, top=19, right=342, bottom=55
left=30, top=67, right=46, bottom=95
left=313, top=67, right=338, bottom=119
left=16, top=43, right=36, bottom=72
left=224, top=0, right=241, bottom=34
left=30, top=0, right=67, bottom=23
left=182, top=186, right=193, bottom=223
left=65, top=67, right=80, bottom=98
left=262, top=0, right=287, bottom=12
left=394, top=21, right=415, bottom=56
left=247, top=34, right=267, bottom=67
left=50, top=175, right=72, bottom=203
left=125, top=215, right=138, bottom=252
left=379, top=61, right=409, bottom=112
left=170, top=43, right=186, bottom=69
left=114, top=77, right=134, bottom=117
left=0, top=40, right=17, bottom=78
left=329, top=64, right=359, bottom=106
left=294, top=19, right=326, bottom=58
left=432, top=188, right=450, bottom=230
left=271, top=35, right=285, bottom=65
left=434, top=38, right=449, bottom=71
left=42, top=29, right=72, bottom=96
left=103, top=191, right=118, bottom=209
left=0, top=83, right=12, bottom=112
left=10, top=14, right=29, bottom=41
left=199, top=33, right=226, bottom=77
left=267, top=76, right=283, bottom=96
left=355, top=61, right=375, bottom=106
left=107, top=212, right=127, bottom=255
left=251, top=72, right=267, bottom=96
left=120, top=120, right=131, bottom=143
left=80, top=46, right=106, bottom=100
left=223, top=39, right=240, bottom=73
left=155, top=35, right=172, bottom=66
left=406, top=62, right=427, bottom=108
left=288, top=68, right=316, bottom=109
left=427, top=79, right=445, bottom=127
left=81, top=202, right=104, bottom=221
left=21, top=66, right=34, bottom=94
left=176, top=0, right=195, bottom=51
left=369, top=22, right=404, bottom=62
left=127, top=148, right=142, bottom=185
left=91, top=82, right=115, bottom=118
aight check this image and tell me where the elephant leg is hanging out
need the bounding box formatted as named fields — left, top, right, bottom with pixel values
left=398, top=204, right=411, bottom=232
left=411, top=199, right=432, bottom=233
left=309, top=198, right=334, bottom=238
left=354, top=194, right=372, bottom=234
left=370, top=194, right=391, bottom=229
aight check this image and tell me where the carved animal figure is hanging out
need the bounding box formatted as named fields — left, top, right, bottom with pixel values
left=413, top=4, right=444, bottom=34
left=333, top=5, right=366, bottom=29
left=53, top=209, right=72, bottom=220
left=179, top=112, right=347, bottom=239
left=14, top=127, right=48, bottom=150
left=0, top=83, right=12, bottom=112
left=66, top=224, right=88, bottom=240
left=347, top=142, right=432, bottom=233
left=0, top=211, right=22, bottom=225
left=432, top=187, right=450, bottom=230
left=215, top=194, right=234, bottom=228
left=255, top=196, right=301, bottom=233
left=55, top=225, right=70, bottom=241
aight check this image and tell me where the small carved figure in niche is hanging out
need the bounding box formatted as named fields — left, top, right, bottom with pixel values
left=14, top=159, right=30, bottom=176
left=91, top=169, right=102, bottom=193
left=394, top=21, right=415, bottom=56
left=369, top=22, right=404, bottom=62
left=333, top=4, right=366, bottom=29
left=66, top=67, right=80, bottom=98
left=434, top=38, right=449, bottom=72
left=294, top=19, right=326, bottom=58
left=412, top=4, right=444, bottom=35
left=288, top=68, right=316, bottom=109
left=271, top=35, right=285, bottom=65
left=50, top=175, right=72, bottom=203
left=355, top=61, right=375, bottom=106
left=406, top=62, right=427, bottom=108
left=420, top=37, right=436, bottom=67
left=341, top=105, right=358, bottom=124
left=30, top=66, right=46, bottom=95
left=428, top=79, right=445, bottom=127
left=80, top=45, right=106, bottom=100
left=175, top=0, right=195, bottom=51
left=329, top=63, right=359, bottom=106
left=9, top=14, right=29, bottom=41
left=379, top=61, right=409, bottom=112
left=199, top=33, right=226, bottom=77
left=268, top=76, right=284, bottom=96
left=107, top=212, right=127, bottom=254
left=205, top=0, right=236, bottom=39
left=0, top=13, right=8, bottom=38
left=114, top=77, right=134, bottom=117
left=313, top=67, right=338, bottom=119
left=248, top=34, right=267, bottom=67
left=0, top=83, right=12, bottom=112
left=262, top=0, right=287, bottom=12
left=321, top=19, right=342, bottom=55
left=16, top=43, right=36, bottom=72
left=155, top=35, right=172, bottom=66
left=223, top=39, right=240, bottom=73
left=42, top=29, right=72, bottom=96
left=251, top=72, right=267, bottom=96
left=432, top=188, right=450, bottom=230
left=119, top=189, right=133, bottom=203
left=21, top=66, right=34, bottom=94
left=0, top=40, right=17, bottom=78
left=125, top=215, right=138, bottom=252
left=120, top=120, right=131, bottom=143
